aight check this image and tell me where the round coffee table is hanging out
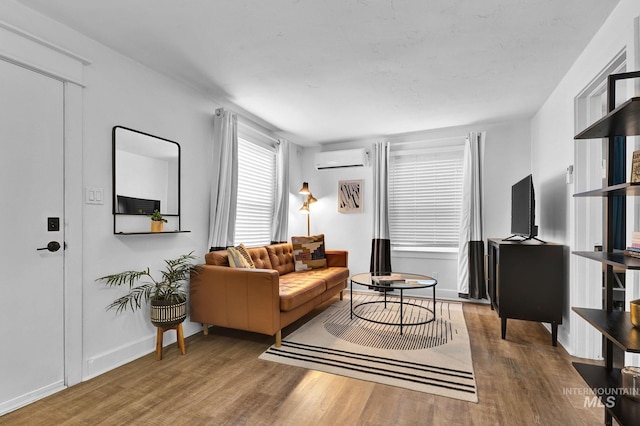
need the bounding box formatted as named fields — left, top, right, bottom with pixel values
left=349, top=272, right=437, bottom=335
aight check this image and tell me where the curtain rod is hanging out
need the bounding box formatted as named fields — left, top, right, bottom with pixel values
left=238, top=120, right=281, bottom=145
left=216, top=107, right=282, bottom=145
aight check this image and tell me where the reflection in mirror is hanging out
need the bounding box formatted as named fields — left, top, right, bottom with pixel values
left=113, top=126, right=180, bottom=216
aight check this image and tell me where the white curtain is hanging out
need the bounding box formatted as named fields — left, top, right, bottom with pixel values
left=457, top=132, right=486, bottom=298
left=371, top=141, right=392, bottom=274
left=271, top=139, right=290, bottom=243
left=207, top=108, right=238, bottom=250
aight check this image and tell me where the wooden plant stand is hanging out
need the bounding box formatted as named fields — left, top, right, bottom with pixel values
left=155, top=323, right=186, bottom=360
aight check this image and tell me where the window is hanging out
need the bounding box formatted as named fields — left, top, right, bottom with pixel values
left=234, top=137, right=276, bottom=247
left=388, top=141, right=464, bottom=250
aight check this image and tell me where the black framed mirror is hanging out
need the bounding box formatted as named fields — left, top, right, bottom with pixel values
left=112, top=126, right=184, bottom=234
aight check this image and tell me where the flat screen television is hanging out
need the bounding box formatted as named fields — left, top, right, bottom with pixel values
left=116, top=195, right=160, bottom=215
left=504, top=174, right=542, bottom=242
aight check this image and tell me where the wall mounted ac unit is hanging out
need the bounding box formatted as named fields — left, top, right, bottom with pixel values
left=315, top=148, right=369, bottom=170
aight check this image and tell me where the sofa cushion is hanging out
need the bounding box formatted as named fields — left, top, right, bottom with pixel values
left=246, top=246, right=273, bottom=270
left=206, top=246, right=273, bottom=270
left=205, top=249, right=229, bottom=266
left=292, top=234, right=327, bottom=271
left=227, top=244, right=256, bottom=268
left=278, top=272, right=326, bottom=311
left=320, top=267, right=350, bottom=290
left=266, top=243, right=295, bottom=276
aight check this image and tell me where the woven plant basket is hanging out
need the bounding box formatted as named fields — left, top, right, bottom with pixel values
left=150, top=299, right=187, bottom=327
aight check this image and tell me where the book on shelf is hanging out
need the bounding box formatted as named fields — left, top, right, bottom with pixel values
left=371, top=274, right=405, bottom=285
left=632, top=150, right=640, bottom=183
left=631, top=232, right=640, bottom=251
left=406, top=279, right=437, bottom=286
left=624, top=249, right=640, bottom=258
left=372, top=273, right=402, bottom=281
left=377, top=279, right=406, bottom=285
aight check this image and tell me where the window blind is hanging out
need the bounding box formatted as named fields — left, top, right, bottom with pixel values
left=388, top=144, right=464, bottom=248
left=234, top=138, right=276, bottom=247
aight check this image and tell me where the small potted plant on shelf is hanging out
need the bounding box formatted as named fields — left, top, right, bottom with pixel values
left=96, top=252, right=200, bottom=327
left=148, top=209, right=167, bottom=232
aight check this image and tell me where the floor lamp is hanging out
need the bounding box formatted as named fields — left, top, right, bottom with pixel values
left=299, top=182, right=317, bottom=236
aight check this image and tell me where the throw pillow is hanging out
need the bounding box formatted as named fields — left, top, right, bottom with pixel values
left=227, top=244, right=256, bottom=269
left=292, top=234, right=327, bottom=271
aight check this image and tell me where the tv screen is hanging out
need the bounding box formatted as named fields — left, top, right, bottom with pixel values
left=510, top=174, right=536, bottom=238
left=116, top=195, right=160, bottom=215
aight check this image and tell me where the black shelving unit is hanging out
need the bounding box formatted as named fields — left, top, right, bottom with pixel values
left=573, top=71, right=640, bottom=426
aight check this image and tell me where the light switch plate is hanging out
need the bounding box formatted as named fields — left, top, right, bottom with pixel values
left=85, top=187, right=104, bottom=205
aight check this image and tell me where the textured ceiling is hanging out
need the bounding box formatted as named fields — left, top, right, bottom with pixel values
left=17, top=0, right=620, bottom=144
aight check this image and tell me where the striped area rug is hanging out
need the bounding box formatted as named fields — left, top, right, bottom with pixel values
left=259, top=292, right=477, bottom=402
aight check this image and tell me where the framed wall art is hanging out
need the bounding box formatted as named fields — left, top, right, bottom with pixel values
left=338, top=179, right=363, bottom=213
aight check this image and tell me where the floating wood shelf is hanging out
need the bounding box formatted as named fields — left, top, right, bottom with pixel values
left=573, top=182, right=640, bottom=197
left=575, top=97, right=640, bottom=139
left=572, top=307, right=640, bottom=353
left=572, top=362, right=640, bottom=426
left=572, top=251, right=640, bottom=270
left=115, top=230, right=191, bottom=235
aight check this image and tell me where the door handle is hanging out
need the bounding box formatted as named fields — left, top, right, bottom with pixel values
left=37, top=241, right=61, bottom=252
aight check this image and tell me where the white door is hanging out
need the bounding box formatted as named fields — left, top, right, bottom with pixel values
left=0, top=59, right=65, bottom=412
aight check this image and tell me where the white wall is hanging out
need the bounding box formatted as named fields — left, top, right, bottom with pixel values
left=531, top=0, right=640, bottom=356
left=81, top=44, right=215, bottom=378
left=292, top=119, right=532, bottom=300
left=0, top=1, right=218, bottom=380
left=288, top=143, right=308, bottom=238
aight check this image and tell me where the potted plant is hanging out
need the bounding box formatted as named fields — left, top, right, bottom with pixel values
left=96, top=252, right=200, bottom=327
left=148, top=209, right=167, bottom=232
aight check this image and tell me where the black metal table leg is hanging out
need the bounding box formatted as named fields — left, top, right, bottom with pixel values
left=400, top=289, right=404, bottom=335
left=350, top=278, right=353, bottom=319
left=432, top=284, right=437, bottom=321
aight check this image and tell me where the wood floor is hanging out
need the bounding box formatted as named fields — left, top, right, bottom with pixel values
left=2, top=301, right=603, bottom=425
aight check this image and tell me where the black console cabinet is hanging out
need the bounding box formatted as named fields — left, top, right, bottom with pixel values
left=487, top=238, right=564, bottom=346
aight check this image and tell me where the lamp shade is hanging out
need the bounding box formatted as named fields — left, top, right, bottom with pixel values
left=299, top=182, right=310, bottom=194
left=299, top=201, right=310, bottom=213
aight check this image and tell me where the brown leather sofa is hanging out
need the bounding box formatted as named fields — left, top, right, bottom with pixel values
left=190, top=242, right=349, bottom=346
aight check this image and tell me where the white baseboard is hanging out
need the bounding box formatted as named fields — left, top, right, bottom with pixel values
left=0, top=381, right=65, bottom=416
left=84, top=321, right=202, bottom=381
